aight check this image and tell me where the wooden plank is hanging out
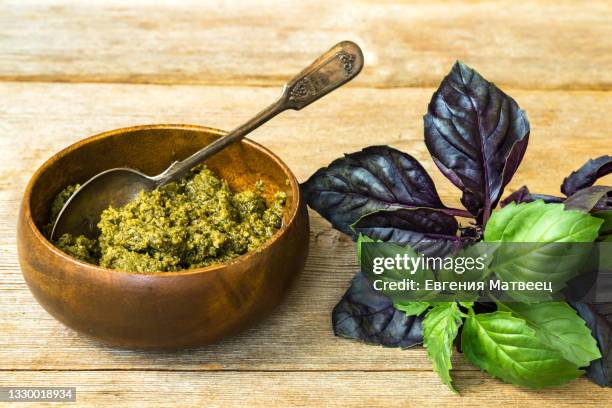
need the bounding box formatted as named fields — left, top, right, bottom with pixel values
left=1, top=82, right=612, bottom=372
left=1, top=83, right=611, bottom=191
left=0, top=212, right=449, bottom=371
left=0, top=371, right=609, bottom=407
left=1, top=0, right=611, bottom=90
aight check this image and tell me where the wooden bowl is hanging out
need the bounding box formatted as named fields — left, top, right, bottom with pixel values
left=17, top=124, right=309, bottom=350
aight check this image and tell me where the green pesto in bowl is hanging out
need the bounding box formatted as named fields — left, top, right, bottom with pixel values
left=46, top=165, right=286, bottom=273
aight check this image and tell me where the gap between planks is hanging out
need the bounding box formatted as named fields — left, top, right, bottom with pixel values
left=0, top=368, right=471, bottom=373
left=0, top=77, right=611, bottom=93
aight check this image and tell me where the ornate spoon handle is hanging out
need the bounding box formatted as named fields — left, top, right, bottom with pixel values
left=155, top=41, right=364, bottom=186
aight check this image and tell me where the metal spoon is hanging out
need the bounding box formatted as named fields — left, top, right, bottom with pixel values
left=51, top=41, right=364, bottom=240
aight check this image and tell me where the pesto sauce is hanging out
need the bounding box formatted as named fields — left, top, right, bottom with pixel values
left=47, top=166, right=286, bottom=273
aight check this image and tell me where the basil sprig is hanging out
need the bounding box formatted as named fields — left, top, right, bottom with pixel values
left=303, top=62, right=612, bottom=390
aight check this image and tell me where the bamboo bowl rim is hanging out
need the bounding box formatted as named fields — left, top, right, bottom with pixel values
left=22, top=123, right=302, bottom=277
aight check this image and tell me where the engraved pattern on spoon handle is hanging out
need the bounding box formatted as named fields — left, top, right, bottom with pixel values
left=282, top=41, right=364, bottom=110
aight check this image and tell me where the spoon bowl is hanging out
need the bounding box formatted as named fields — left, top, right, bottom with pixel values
left=52, top=168, right=157, bottom=239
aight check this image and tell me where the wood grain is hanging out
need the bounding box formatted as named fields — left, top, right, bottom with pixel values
left=2, top=83, right=611, bottom=193
left=1, top=83, right=611, bottom=375
left=0, top=371, right=609, bottom=408
left=0, top=0, right=610, bottom=90
left=1, top=1, right=612, bottom=405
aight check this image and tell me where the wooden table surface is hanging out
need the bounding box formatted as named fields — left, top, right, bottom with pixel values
left=1, top=1, right=611, bottom=406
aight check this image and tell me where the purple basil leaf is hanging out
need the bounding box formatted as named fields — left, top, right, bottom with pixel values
left=500, top=185, right=532, bottom=206
left=564, top=186, right=612, bottom=212
left=351, top=208, right=466, bottom=256
left=301, top=145, right=447, bottom=236
left=562, top=156, right=612, bottom=196
left=571, top=302, right=612, bottom=386
left=332, top=272, right=423, bottom=348
left=500, top=185, right=564, bottom=207
left=424, top=61, right=530, bottom=223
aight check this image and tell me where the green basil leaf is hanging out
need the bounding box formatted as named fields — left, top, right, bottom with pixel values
left=500, top=302, right=601, bottom=367
left=356, top=233, right=374, bottom=262
left=594, top=210, right=612, bottom=241
left=461, top=311, right=583, bottom=388
left=394, top=301, right=430, bottom=316
left=484, top=200, right=602, bottom=243
left=484, top=201, right=603, bottom=301
left=459, top=301, right=474, bottom=310
left=422, top=303, right=465, bottom=392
